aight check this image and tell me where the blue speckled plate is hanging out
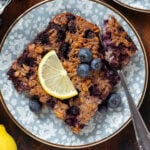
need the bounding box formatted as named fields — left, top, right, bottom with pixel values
left=0, top=0, right=148, bottom=149
left=114, top=0, right=150, bottom=13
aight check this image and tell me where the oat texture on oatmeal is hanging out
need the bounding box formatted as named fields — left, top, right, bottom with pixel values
left=7, top=12, right=136, bottom=134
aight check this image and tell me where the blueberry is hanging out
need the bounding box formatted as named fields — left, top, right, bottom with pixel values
left=65, top=116, right=77, bottom=127
left=68, top=21, right=76, bottom=33
left=78, top=48, right=92, bottom=63
left=104, top=19, right=108, bottom=25
left=18, top=54, right=36, bottom=67
left=89, top=84, right=101, bottom=97
left=106, top=70, right=120, bottom=86
left=125, top=35, right=132, bottom=42
left=57, top=29, right=66, bottom=42
left=26, top=70, right=34, bottom=79
left=79, top=124, right=85, bottom=129
left=49, top=22, right=61, bottom=31
left=66, top=106, right=80, bottom=116
left=14, top=79, right=29, bottom=91
left=59, top=42, right=70, bottom=59
left=40, top=34, right=49, bottom=44
left=91, top=58, right=102, bottom=71
left=118, top=26, right=124, bottom=32
left=84, top=29, right=94, bottom=38
left=47, top=98, right=56, bottom=108
left=66, top=14, right=76, bottom=22
left=23, top=57, right=36, bottom=67
left=7, top=68, right=15, bottom=80
left=77, top=64, right=90, bottom=78
left=107, top=93, right=121, bottom=108
left=34, top=32, right=49, bottom=44
left=29, top=95, right=42, bottom=112
left=41, top=51, right=49, bottom=57
left=61, top=99, right=69, bottom=105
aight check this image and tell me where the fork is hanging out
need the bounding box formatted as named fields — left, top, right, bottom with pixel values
left=118, top=70, right=150, bottom=150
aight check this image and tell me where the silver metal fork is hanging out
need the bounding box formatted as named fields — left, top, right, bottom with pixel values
left=118, top=70, right=150, bottom=150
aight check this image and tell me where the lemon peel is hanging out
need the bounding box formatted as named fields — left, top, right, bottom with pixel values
left=38, top=50, right=78, bottom=99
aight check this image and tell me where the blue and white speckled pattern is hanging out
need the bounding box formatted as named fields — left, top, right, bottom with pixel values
left=0, top=0, right=146, bottom=147
left=117, top=0, right=150, bottom=10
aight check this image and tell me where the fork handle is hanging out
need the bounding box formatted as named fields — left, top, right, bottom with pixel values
left=118, top=71, right=150, bottom=150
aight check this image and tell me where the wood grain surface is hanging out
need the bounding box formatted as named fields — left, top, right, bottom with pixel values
left=0, top=0, right=149, bottom=150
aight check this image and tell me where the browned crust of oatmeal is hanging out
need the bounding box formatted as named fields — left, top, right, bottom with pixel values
left=7, top=12, right=117, bottom=134
left=102, top=16, right=137, bottom=68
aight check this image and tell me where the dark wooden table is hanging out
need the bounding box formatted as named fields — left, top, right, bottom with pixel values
left=0, top=0, right=149, bottom=150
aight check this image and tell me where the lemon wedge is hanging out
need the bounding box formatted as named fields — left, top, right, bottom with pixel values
left=38, top=50, right=78, bottom=99
left=0, top=125, right=17, bottom=150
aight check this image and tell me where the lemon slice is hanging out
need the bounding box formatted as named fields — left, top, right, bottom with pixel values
left=38, top=50, right=78, bottom=99
left=0, top=125, right=17, bottom=150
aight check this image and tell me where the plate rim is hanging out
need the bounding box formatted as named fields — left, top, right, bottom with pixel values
left=113, top=0, right=150, bottom=13
left=0, top=0, right=149, bottom=149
